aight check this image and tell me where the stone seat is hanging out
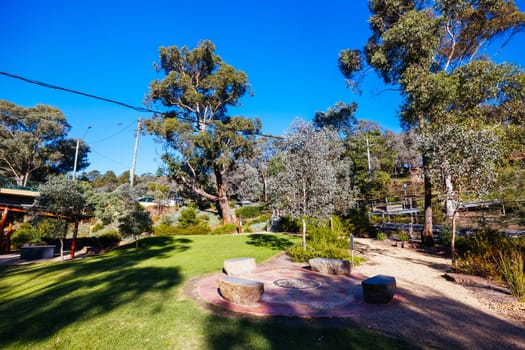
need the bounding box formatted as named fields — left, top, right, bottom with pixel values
left=219, top=276, right=264, bottom=305
left=362, top=275, right=396, bottom=304
left=309, top=257, right=351, bottom=276
left=223, top=257, right=256, bottom=276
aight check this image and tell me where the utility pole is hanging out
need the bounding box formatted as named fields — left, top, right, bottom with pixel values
left=73, top=125, right=91, bottom=181
left=130, top=118, right=142, bottom=187
left=73, top=139, right=80, bottom=181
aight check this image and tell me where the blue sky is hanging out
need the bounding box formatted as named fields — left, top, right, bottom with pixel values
left=2, top=0, right=525, bottom=175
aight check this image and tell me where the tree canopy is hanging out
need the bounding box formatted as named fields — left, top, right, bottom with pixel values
left=0, top=100, right=90, bottom=186
left=145, top=40, right=259, bottom=223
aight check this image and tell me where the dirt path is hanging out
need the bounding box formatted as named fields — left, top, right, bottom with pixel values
left=350, top=238, right=525, bottom=349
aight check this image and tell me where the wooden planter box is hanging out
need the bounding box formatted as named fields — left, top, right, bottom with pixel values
left=20, top=246, right=56, bottom=260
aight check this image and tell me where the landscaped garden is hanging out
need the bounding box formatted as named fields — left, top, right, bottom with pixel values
left=0, top=234, right=417, bottom=350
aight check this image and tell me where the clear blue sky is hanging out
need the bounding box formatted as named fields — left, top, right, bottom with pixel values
left=2, top=0, right=524, bottom=175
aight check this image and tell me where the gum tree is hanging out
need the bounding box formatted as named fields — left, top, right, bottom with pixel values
left=0, top=100, right=89, bottom=186
left=339, top=0, right=525, bottom=245
left=270, top=119, right=348, bottom=250
left=146, top=40, right=259, bottom=224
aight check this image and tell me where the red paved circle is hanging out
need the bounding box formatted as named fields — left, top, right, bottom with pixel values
left=194, top=263, right=402, bottom=318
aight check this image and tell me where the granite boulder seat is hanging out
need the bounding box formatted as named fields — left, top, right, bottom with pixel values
left=223, top=257, right=257, bottom=276
left=309, top=257, right=351, bottom=276
left=362, top=274, right=397, bottom=304
left=219, top=276, right=264, bottom=305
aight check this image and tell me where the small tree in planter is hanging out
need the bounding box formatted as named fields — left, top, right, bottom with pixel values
left=33, top=175, right=86, bottom=260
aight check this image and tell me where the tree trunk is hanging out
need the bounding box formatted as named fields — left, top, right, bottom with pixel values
left=451, top=211, right=457, bottom=265
left=59, top=238, right=64, bottom=261
left=301, top=217, right=307, bottom=251
left=422, top=155, right=434, bottom=245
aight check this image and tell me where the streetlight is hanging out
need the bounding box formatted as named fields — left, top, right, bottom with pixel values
left=73, top=125, right=92, bottom=180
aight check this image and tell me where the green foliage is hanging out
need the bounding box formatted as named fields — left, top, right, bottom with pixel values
left=246, top=234, right=297, bottom=250
left=152, top=223, right=179, bottom=236
left=178, top=207, right=199, bottom=228
left=455, top=229, right=525, bottom=279
left=10, top=223, right=45, bottom=248
left=376, top=232, right=387, bottom=241
left=287, top=243, right=364, bottom=265
left=97, top=230, right=121, bottom=249
left=278, top=215, right=302, bottom=233
left=344, top=208, right=377, bottom=237
left=499, top=250, right=525, bottom=301
left=0, top=100, right=89, bottom=186
left=117, top=207, right=153, bottom=244
left=91, top=222, right=104, bottom=233
left=234, top=205, right=262, bottom=219
left=211, top=224, right=237, bottom=235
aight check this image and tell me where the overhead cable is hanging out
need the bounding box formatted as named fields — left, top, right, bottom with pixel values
left=0, top=71, right=282, bottom=139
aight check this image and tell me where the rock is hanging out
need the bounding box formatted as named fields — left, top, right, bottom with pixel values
left=223, top=257, right=256, bottom=276
left=219, top=276, right=264, bottom=305
left=362, top=275, right=396, bottom=304
left=309, top=258, right=351, bottom=276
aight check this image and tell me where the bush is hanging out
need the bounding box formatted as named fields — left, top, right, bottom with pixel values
left=11, top=223, right=45, bottom=248
left=287, top=243, right=364, bottom=265
left=91, top=222, right=104, bottom=233
left=153, top=223, right=180, bottom=236
left=97, top=230, right=121, bottom=249
left=376, top=232, right=387, bottom=241
left=278, top=216, right=302, bottom=233
left=211, top=223, right=237, bottom=235
left=499, top=250, right=525, bottom=301
left=235, top=205, right=262, bottom=219
left=178, top=207, right=199, bottom=228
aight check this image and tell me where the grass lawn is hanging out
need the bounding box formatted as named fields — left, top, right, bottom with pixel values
left=0, top=234, right=417, bottom=349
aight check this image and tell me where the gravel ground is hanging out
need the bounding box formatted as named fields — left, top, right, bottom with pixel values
left=351, top=237, right=525, bottom=350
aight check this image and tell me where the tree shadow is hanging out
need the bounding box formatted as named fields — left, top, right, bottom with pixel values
left=0, top=236, right=191, bottom=347
left=204, top=313, right=418, bottom=349
left=245, top=234, right=295, bottom=251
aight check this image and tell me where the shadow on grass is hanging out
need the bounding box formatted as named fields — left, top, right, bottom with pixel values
left=246, top=234, right=295, bottom=251
left=204, top=314, right=418, bottom=350
left=0, top=236, right=190, bottom=348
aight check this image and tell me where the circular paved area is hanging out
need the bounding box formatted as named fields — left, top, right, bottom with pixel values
left=192, top=260, right=402, bottom=318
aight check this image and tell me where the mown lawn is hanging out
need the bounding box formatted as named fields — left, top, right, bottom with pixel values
left=0, top=234, right=417, bottom=349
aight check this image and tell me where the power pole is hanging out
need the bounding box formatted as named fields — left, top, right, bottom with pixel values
left=130, top=118, right=142, bottom=187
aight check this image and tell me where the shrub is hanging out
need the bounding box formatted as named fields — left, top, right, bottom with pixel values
left=174, top=223, right=211, bottom=235
left=376, top=232, right=387, bottom=241
left=11, top=223, right=45, bottom=248
left=235, top=205, right=262, bottom=219
left=153, top=223, right=180, bottom=236
left=91, top=222, right=104, bottom=233
left=278, top=216, right=302, bottom=233
left=287, top=243, right=364, bottom=265
left=178, top=207, right=199, bottom=228
left=97, top=230, right=121, bottom=249
left=211, top=223, right=237, bottom=235
left=499, top=250, right=525, bottom=301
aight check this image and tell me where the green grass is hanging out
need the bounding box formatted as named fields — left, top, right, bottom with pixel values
left=0, top=234, right=417, bottom=350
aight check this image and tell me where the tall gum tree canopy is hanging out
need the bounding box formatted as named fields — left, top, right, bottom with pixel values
left=339, top=0, right=525, bottom=245
left=145, top=40, right=259, bottom=223
left=0, top=100, right=89, bottom=186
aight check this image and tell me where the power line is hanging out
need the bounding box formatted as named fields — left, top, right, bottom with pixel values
left=0, top=71, right=282, bottom=139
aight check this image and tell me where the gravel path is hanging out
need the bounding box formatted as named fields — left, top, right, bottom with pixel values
left=350, top=238, right=525, bottom=350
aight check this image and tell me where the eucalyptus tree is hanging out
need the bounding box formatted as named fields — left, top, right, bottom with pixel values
left=270, top=119, right=349, bottom=250
left=33, top=175, right=86, bottom=260
left=420, top=122, right=501, bottom=259
left=338, top=0, right=525, bottom=244
left=0, top=100, right=89, bottom=186
left=145, top=40, right=259, bottom=223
